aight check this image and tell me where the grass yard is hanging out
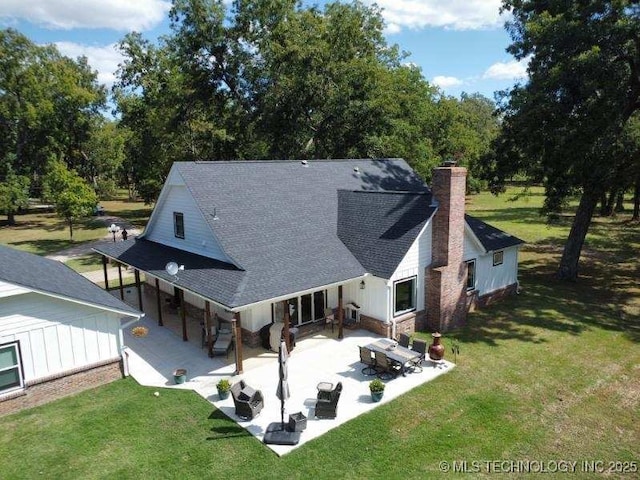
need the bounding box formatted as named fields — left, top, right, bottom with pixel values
left=0, top=187, right=638, bottom=479
left=0, top=193, right=152, bottom=256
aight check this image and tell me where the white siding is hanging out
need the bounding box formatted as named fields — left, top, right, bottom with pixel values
left=389, top=221, right=433, bottom=314
left=463, top=228, right=484, bottom=262
left=474, top=246, right=520, bottom=296
left=0, top=293, right=123, bottom=382
left=341, top=276, right=387, bottom=320
left=0, top=280, right=30, bottom=298
left=145, top=184, right=231, bottom=262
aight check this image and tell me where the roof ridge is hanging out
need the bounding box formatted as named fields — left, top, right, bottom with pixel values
left=338, top=189, right=430, bottom=195
left=185, top=158, right=404, bottom=165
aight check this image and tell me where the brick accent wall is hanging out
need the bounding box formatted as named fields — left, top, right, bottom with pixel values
left=475, top=283, right=519, bottom=308
left=360, top=314, right=391, bottom=337
left=0, top=358, right=123, bottom=417
left=426, top=165, right=468, bottom=332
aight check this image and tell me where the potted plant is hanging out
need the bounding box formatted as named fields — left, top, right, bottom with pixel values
left=216, top=379, right=231, bottom=400
left=369, top=378, right=385, bottom=402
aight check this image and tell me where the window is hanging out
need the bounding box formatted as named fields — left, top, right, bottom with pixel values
left=466, top=260, right=476, bottom=290
left=493, top=250, right=504, bottom=266
left=0, top=342, right=23, bottom=394
left=173, top=212, right=185, bottom=239
left=394, top=277, right=416, bottom=316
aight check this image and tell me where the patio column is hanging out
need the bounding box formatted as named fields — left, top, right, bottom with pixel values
left=282, top=300, right=291, bottom=352
left=155, top=278, right=163, bottom=326
left=338, top=285, right=344, bottom=340
left=205, top=301, right=213, bottom=357
left=134, top=269, right=143, bottom=311
left=180, top=289, right=187, bottom=341
left=102, top=255, right=109, bottom=290
left=117, top=263, right=124, bottom=300
left=233, top=312, right=243, bottom=374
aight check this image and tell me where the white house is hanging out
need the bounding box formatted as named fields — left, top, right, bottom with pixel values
left=94, top=159, right=522, bottom=372
left=0, top=245, right=142, bottom=416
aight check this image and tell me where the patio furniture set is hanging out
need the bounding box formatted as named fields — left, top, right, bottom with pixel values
left=359, top=335, right=428, bottom=379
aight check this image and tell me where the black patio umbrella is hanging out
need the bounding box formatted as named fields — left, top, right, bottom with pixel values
left=263, top=340, right=300, bottom=445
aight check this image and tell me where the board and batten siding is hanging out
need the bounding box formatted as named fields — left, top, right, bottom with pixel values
left=145, top=183, right=231, bottom=263
left=0, top=292, right=123, bottom=383
left=340, top=276, right=388, bottom=321
left=389, top=221, right=433, bottom=315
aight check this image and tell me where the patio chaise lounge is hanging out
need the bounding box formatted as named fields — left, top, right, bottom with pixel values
left=314, top=382, right=342, bottom=419
left=231, top=380, right=264, bottom=420
left=212, top=326, right=234, bottom=357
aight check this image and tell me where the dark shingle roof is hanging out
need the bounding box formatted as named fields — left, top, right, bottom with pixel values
left=104, top=159, right=430, bottom=308
left=337, top=191, right=436, bottom=278
left=0, top=244, right=141, bottom=317
left=94, top=239, right=246, bottom=308
left=465, top=214, right=525, bottom=251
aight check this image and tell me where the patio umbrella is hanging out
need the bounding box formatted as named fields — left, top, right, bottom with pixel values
left=275, top=340, right=290, bottom=426
left=263, top=339, right=300, bottom=445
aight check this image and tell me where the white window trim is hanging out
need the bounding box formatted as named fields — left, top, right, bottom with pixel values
left=393, top=276, right=417, bottom=317
left=466, top=259, right=477, bottom=291
left=173, top=212, right=185, bottom=239
left=0, top=341, right=24, bottom=395
left=493, top=250, right=504, bottom=266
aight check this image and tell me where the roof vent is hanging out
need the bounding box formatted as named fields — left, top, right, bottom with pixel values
left=301, top=160, right=308, bottom=167
left=353, top=166, right=360, bottom=174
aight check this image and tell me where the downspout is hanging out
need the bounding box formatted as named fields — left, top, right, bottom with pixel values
left=387, top=284, right=397, bottom=339
left=120, top=316, right=142, bottom=377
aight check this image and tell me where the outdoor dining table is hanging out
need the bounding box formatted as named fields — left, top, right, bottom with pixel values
left=366, top=338, right=422, bottom=376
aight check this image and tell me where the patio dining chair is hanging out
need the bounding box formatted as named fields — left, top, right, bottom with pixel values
left=374, top=351, right=401, bottom=380
left=397, top=333, right=411, bottom=348
left=410, top=339, right=428, bottom=372
left=359, top=346, right=378, bottom=376
left=324, top=308, right=337, bottom=332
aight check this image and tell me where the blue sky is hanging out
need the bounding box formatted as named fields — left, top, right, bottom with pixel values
left=0, top=0, right=527, bottom=100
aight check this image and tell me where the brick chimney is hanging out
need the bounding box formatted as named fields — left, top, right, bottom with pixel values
left=426, top=161, right=468, bottom=332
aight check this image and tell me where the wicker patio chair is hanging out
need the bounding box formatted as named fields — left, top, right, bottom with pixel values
left=230, top=380, right=264, bottom=420
left=359, top=346, right=378, bottom=376
left=314, top=382, right=342, bottom=419
left=397, top=333, right=411, bottom=348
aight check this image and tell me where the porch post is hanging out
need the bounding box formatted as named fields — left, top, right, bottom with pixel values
left=117, top=263, right=124, bottom=300
left=205, top=301, right=213, bottom=357
left=282, top=300, right=291, bottom=352
left=338, top=285, right=344, bottom=340
left=134, top=269, right=143, bottom=311
left=155, top=278, right=163, bottom=326
left=233, top=312, right=244, bottom=374
left=102, top=255, right=109, bottom=290
left=180, top=289, right=187, bottom=341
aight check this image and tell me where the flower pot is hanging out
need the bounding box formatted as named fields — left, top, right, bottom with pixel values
left=217, top=388, right=230, bottom=400
left=428, top=332, right=445, bottom=361
left=173, top=368, right=187, bottom=384
left=371, top=391, right=384, bottom=403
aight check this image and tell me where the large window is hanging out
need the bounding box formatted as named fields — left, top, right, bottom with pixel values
left=173, top=212, right=185, bottom=239
left=394, top=276, right=416, bottom=316
left=466, top=260, right=476, bottom=290
left=493, top=250, right=504, bottom=266
left=0, top=342, right=23, bottom=394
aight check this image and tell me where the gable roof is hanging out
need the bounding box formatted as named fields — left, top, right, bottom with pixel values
left=337, top=191, right=436, bottom=278
left=465, top=214, right=524, bottom=251
left=98, top=159, right=432, bottom=309
left=0, top=244, right=142, bottom=317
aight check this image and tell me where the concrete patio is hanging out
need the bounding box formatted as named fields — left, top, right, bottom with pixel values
left=118, top=292, right=455, bottom=456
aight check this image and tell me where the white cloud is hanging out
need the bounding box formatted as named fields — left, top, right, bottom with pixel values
left=0, top=0, right=170, bottom=31
left=483, top=59, right=528, bottom=80
left=364, top=0, right=504, bottom=32
left=55, top=42, right=123, bottom=87
left=432, top=75, right=463, bottom=88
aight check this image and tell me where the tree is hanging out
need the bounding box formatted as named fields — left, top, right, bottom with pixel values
left=0, top=165, right=30, bottom=225
left=42, top=159, right=97, bottom=239
left=0, top=28, right=105, bottom=209
left=489, top=0, right=640, bottom=280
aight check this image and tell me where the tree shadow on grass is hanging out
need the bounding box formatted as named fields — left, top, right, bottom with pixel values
left=455, top=229, right=639, bottom=346
left=10, top=239, right=74, bottom=255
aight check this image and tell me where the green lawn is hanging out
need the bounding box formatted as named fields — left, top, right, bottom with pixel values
left=0, top=194, right=152, bottom=255
left=0, top=188, right=638, bottom=479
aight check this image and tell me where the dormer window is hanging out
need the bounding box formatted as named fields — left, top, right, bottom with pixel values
left=174, top=212, right=185, bottom=239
